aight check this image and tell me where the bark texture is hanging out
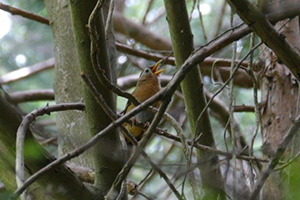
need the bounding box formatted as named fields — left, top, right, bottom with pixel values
left=44, top=0, right=94, bottom=168
left=259, top=1, right=300, bottom=198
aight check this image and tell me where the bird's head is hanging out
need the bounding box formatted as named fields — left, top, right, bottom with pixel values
left=137, top=60, right=165, bottom=85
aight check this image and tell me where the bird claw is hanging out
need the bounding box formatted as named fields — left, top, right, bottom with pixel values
left=131, top=117, right=137, bottom=127
left=144, top=121, right=150, bottom=129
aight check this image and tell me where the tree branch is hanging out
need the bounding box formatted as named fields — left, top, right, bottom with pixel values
left=226, top=0, right=300, bottom=79
left=7, top=89, right=54, bottom=104
left=0, top=2, right=49, bottom=25
left=113, top=12, right=172, bottom=50
left=14, top=103, right=86, bottom=200
left=0, top=58, right=54, bottom=84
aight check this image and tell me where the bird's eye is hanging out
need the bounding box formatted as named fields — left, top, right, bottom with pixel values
left=145, top=69, right=150, bottom=73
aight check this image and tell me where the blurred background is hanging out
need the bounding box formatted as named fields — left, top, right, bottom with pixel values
left=0, top=0, right=260, bottom=199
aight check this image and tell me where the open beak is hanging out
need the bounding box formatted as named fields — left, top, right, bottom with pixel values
left=151, top=60, right=165, bottom=75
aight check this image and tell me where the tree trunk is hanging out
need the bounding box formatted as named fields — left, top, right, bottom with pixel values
left=259, top=1, right=300, bottom=198
left=44, top=0, right=94, bottom=169
left=68, top=0, right=125, bottom=198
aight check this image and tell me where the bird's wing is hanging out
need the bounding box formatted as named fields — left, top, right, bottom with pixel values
left=121, top=99, right=131, bottom=115
left=121, top=88, right=139, bottom=115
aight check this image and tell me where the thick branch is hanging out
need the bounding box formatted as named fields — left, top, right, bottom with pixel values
left=7, top=89, right=54, bottom=104
left=226, top=0, right=300, bottom=79
left=69, top=0, right=123, bottom=196
left=113, top=12, right=172, bottom=50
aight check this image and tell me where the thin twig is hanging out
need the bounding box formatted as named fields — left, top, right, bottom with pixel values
left=144, top=6, right=165, bottom=26
left=214, top=2, right=227, bottom=38
left=197, top=0, right=208, bottom=43
left=134, top=142, right=176, bottom=197
left=194, top=42, right=263, bottom=144
left=275, top=150, right=300, bottom=171
left=247, top=32, right=259, bottom=190
left=153, top=126, right=268, bottom=163
left=142, top=0, right=154, bottom=24
left=153, top=108, right=200, bottom=199
left=105, top=0, right=115, bottom=36
left=0, top=2, right=49, bottom=25
left=106, top=99, right=182, bottom=200
left=229, top=36, right=238, bottom=200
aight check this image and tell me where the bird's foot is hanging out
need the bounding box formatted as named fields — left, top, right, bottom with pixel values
left=143, top=121, right=151, bottom=129
left=131, top=117, right=137, bottom=127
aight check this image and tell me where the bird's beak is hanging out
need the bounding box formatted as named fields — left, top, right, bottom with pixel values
left=151, top=60, right=165, bottom=75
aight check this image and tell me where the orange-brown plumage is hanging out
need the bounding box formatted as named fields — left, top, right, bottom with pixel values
left=123, top=61, right=164, bottom=143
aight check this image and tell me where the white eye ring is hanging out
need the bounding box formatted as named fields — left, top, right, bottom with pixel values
left=145, top=69, right=150, bottom=73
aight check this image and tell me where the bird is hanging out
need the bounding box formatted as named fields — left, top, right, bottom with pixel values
left=122, top=60, right=165, bottom=144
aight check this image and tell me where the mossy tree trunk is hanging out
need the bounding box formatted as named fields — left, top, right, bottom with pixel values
left=163, top=0, right=225, bottom=199
left=68, top=0, right=125, bottom=198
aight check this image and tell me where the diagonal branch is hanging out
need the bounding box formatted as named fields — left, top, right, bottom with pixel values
left=225, top=0, right=300, bottom=79
left=0, top=2, right=49, bottom=25
left=81, top=73, right=181, bottom=199
left=0, top=58, right=55, bottom=84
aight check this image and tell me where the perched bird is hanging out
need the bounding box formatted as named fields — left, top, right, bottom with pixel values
left=123, top=60, right=165, bottom=143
